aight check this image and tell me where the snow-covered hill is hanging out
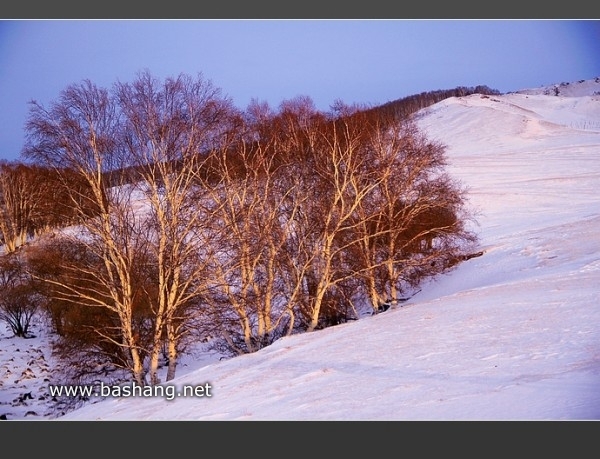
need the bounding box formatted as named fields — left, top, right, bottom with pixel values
left=2, top=78, right=599, bottom=420
left=515, top=77, right=600, bottom=98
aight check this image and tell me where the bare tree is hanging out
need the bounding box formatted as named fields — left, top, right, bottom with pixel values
left=22, top=79, right=149, bottom=385
left=25, top=234, right=153, bottom=374
left=199, top=116, right=302, bottom=354
left=240, top=97, right=362, bottom=337
left=342, top=111, right=477, bottom=312
left=0, top=252, right=41, bottom=338
left=0, top=162, right=47, bottom=252
left=0, top=161, right=102, bottom=253
left=116, top=71, right=236, bottom=383
left=0, top=162, right=28, bottom=253
left=266, top=98, right=394, bottom=332
left=271, top=100, right=477, bottom=326
left=23, top=72, right=237, bottom=384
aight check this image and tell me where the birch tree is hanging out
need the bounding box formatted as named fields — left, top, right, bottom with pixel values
left=349, top=115, right=476, bottom=312
left=271, top=98, right=392, bottom=332
left=276, top=100, right=477, bottom=325
left=116, top=71, right=235, bottom=383
left=22, top=80, right=149, bottom=385
left=0, top=162, right=49, bottom=252
left=200, top=114, right=302, bottom=354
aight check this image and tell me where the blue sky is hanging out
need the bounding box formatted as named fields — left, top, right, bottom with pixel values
left=1, top=19, right=599, bottom=161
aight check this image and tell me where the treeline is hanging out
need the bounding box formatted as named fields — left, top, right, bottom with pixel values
left=367, top=85, right=501, bottom=120
left=0, top=162, right=101, bottom=252
left=0, top=71, right=478, bottom=387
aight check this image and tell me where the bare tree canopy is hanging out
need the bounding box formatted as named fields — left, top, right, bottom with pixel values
left=13, top=71, right=478, bottom=384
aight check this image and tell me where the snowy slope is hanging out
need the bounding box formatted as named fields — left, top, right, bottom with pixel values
left=515, top=77, right=600, bottom=98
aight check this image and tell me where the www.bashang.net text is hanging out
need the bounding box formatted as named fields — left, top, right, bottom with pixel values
left=48, top=381, right=213, bottom=402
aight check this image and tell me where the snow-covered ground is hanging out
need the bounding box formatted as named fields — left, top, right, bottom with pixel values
left=2, top=77, right=599, bottom=421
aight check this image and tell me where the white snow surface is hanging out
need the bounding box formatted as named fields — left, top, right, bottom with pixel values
left=2, top=78, right=599, bottom=421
